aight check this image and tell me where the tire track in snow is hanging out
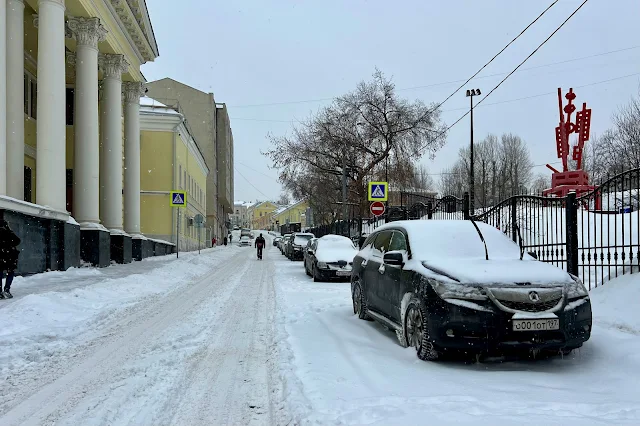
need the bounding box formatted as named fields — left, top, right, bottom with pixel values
left=167, top=250, right=277, bottom=426
left=0, top=251, right=252, bottom=426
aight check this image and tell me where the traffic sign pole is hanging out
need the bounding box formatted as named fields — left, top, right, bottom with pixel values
left=176, top=208, right=180, bottom=258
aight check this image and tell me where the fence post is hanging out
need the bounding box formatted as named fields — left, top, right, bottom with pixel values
left=511, top=197, right=517, bottom=243
left=463, top=192, right=470, bottom=220
left=565, top=191, right=579, bottom=276
left=427, top=202, right=433, bottom=220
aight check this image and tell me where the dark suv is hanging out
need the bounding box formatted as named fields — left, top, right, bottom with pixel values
left=350, top=220, right=592, bottom=361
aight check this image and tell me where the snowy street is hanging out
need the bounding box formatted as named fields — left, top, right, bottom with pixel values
left=1, top=238, right=640, bottom=425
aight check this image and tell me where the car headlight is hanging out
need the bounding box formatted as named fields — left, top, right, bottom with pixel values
left=317, top=261, right=328, bottom=269
left=566, top=274, right=589, bottom=299
left=430, top=280, right=488, bottom=301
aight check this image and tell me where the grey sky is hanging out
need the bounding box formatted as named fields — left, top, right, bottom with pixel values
left=142, top=0, right=640, bottom=203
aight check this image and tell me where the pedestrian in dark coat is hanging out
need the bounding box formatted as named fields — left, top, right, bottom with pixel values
left=0, top=219, right=20, bottom=299
left=223, top=236, right=228, bottom=246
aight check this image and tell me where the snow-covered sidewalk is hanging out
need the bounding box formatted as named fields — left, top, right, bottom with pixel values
left=0, top=245, right=284, bottom=425
left=272, top=244, right=640, bottom=425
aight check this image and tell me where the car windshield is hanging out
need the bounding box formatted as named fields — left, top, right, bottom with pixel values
left=293, top=235, right=313, bottom=245
left=401, top=221, right=522, bottom=261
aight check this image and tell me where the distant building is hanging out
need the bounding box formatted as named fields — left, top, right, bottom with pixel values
left=271, top=200, right=309, bottom=231
left=145, top=78, right=235, bottom=244
left=139, top=97, right=209, bottom=251
left=231, top=201, right=253, bottom=228
left=250, top=201, right=279, bottom=230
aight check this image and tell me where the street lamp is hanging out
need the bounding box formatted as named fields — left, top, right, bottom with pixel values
left=465, top=88, right=481, bottom=215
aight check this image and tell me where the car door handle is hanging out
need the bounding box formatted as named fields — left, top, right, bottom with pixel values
left=361, top=260, right=368, bottom=266
left=378, top=264, right=385, bottom=274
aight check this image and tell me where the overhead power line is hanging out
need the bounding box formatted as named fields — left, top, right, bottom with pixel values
left=436, top=0, right=590, bottom=138
left=230, top=71, right=640, bottom=123
left=235, top=167, right=272, bottom=199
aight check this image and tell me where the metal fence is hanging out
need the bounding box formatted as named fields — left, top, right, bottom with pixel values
left=305, top=169, right=640, bottom=289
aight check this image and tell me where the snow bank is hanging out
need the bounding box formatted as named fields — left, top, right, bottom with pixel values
left=0, top=247, right=239, bottom=382
left=590, top=273, right=640, bottom=334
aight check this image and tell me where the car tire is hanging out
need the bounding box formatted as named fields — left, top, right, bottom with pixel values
left=312, top=265, right=320, bottom=282
left=352, top=279, right=369, bottom=320
left=404, top=298, right=439, bottom=361
left=305, top=261, right=311, bottom=276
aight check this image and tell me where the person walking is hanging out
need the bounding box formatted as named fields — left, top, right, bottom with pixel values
left=0, top=219, right=21, bottom=299
left=255, top=233, right=266, bottom=260
left=223, top=236, right=228, bottom=246
left=229, top=234, right=233, bottom=244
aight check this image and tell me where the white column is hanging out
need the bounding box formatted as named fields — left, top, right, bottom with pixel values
left=98, top=53, right=128, bottom=230
left=0, top=0, right=6, bottom=194
left=122, top=81, right=145, bottom=235
left=6, top=0, right=24, bottom=200
left=67, top=17, right=107, bottom=225
left=34, top=0, right=66, bottom=211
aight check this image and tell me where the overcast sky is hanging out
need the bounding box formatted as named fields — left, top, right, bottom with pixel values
left=142, top=0, right=640, bottom=203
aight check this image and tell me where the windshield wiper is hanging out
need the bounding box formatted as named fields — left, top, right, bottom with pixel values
left=514, top=222, right=524, bottom=260
left=469, top=216, right=489, bottom=260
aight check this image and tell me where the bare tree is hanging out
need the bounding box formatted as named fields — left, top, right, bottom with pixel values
left=264, top=70, right=447, bottom=219
left=530, top=173, right=550, bottom=195
left=277, top=192, right=290, bottom=206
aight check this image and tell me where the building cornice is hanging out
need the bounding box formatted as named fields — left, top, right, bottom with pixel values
left=140, top=111, right=183, bottom=131
left=104, top=0, right=157, bottom=63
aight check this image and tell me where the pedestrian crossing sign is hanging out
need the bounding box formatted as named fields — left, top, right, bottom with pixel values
left=368, top=181, right=388, bottom=201
left=170, top=191, right=187, bottom=208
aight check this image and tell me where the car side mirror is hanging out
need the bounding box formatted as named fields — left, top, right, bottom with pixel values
left=383, top=251, right=404, bottom=267
left=307, top=249, right=314, bottom=255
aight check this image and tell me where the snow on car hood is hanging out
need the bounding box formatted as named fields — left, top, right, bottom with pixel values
left=421, top=258, right=574, bottom=285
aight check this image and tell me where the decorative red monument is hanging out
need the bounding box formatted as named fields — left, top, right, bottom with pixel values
left=543, top=88, right=597, bottom=199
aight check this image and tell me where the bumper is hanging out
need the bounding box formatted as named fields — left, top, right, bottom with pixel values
left=426, top=293, right=592, bottom=353
left=315, top=268, right=352, bottom=280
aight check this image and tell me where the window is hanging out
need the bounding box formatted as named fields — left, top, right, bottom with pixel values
left=389, top=231, right=408, bottom=252
left=372, top=231, right=392, bottom=256
left=66, top=87, right=74, bottom=125
left=24, top=72, right=37, bottom=119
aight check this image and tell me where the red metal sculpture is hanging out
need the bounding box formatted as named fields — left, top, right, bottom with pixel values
left=543, top=88, right=597, bottom=199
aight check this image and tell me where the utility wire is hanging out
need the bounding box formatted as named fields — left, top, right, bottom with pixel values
left=435, top=0, right=590, bottom=139
left=231, top=70, right=640, bottom=123
left=235, top=167, right=272, bottom=199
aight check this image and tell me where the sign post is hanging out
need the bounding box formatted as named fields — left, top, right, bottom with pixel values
left=370, top=201, right=386, bottom=217
left=194, top=214, right=204, bottom=254
left=170, top=191, right=187, bottom=258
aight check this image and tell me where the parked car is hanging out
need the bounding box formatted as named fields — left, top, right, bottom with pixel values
left=238, top=235, right=251, bottom=247
left=287, top=233, right=315, bottom=260
left=273, top=236, right=282, bottom=247
left=351, top=220, right=592, bottom=361
left=305, top=235, right=358, bottom=282
left=280, top=234, right=292, bottom=254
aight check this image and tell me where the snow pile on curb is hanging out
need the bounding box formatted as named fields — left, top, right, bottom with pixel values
left=0, top=247, right=239, bottom=381
left=590, top=273, right=640, bottom=334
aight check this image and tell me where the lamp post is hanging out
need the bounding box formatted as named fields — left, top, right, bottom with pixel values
left=465, top=88, right=481, bottom=215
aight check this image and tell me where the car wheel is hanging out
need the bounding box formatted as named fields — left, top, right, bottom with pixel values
left=405, top=298, right=439, bottom=361
left=312, top=265, right=322, bottom=282
left=352, top=279, right=368, bottom=320
left=305, top=261, right=311, bottom=276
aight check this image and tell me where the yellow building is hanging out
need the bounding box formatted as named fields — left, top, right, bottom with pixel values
left=271, top=200, right=309, bottom=230
left=139, top=98, right=209, bottom=252
left=0, top=0, right=162, bottom=271
left=249, top=201, right=279, bottom=230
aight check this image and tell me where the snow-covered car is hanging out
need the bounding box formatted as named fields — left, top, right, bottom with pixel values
left=273, top=236, right=282, bottom=247
left=238, top=235, right=251, bottom=246
left=351, top=220, right=592, bottom=361
left=280, top=234, right=292, bottom=254
left=305, top=235, right=358, bottom=282
left=287, top=233, right=315, bottom=260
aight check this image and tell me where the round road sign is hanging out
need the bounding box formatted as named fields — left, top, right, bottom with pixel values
left=370, top=201, right=386, bottom=217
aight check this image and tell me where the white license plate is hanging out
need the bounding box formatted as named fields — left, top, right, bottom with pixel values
left=512, top=319, right=559, bottom=331
left=336, top=271, right=351, bottom=276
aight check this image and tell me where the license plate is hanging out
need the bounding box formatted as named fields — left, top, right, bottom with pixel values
left=512, top=319, right=559, bottom=331
left=336, top=271, right=351, bottom=276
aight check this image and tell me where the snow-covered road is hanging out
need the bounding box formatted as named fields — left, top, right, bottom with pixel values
left=0, top=246, right=284, bottom=426
left=2, top=238, right=640, bottom=425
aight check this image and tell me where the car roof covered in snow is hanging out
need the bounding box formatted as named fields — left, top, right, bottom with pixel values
left=370, top=220, right=572, bottom=284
